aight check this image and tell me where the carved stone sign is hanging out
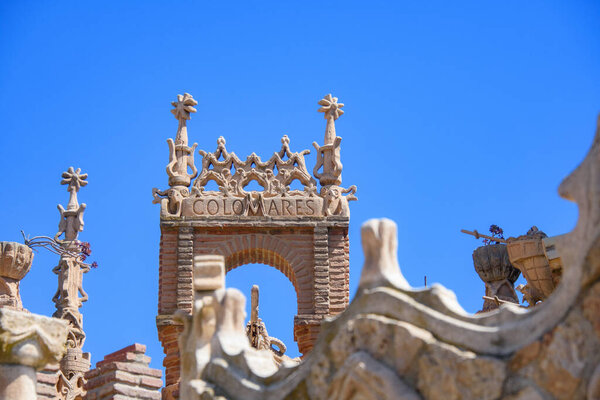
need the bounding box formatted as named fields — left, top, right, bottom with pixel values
left=180, top=194, right=323, bottom=218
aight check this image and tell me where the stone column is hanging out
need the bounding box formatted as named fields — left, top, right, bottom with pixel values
left=0, top=308, right=68, bottom=400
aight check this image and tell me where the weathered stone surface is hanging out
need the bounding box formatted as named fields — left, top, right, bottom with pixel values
left=328, top=352, right=420, bottom=400
left=194, top=255, right=225, bottom=291
left=0, top=364, right=37, bottom=400
left=0, top=309, right=68, bottom=400
left=517, top=310, right=598, bottom=399
left=583, top=280, right=600, bottom=338
left=502, top=386, right=545, bottom=400
left=0, top=308, right=68, bottom=369
left=417, top=342, right=506, bottom=400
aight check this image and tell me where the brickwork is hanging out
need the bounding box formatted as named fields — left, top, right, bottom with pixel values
left=328, top=228, right=350, bottom=314
left=156, top=317, right=183, bottom=388
left=157, top=220, right=350, bottom=396
left=84, top=343, right=162, bottom=400
left=158, top=229, right=178, bottom=315
left=36, top=364, right=60, bottom=400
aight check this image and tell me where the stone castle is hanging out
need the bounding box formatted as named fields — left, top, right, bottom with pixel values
left=0, top=93, right=599, bottom=400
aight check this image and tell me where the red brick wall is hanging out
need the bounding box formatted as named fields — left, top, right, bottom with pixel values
left=85, top=343, right=162, bottom=400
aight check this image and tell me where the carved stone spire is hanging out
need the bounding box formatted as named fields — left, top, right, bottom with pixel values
left=313, top=94, right=344, bottom=187
left=53, top=168, right=91, bottom=400
left=167, top=93, right=199, bottom=187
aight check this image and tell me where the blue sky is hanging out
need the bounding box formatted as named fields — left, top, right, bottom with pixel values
left=1, top=1, right=599, bottom=370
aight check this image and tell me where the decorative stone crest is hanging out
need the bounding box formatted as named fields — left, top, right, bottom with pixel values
left=153, top=93, right=357, bottom=219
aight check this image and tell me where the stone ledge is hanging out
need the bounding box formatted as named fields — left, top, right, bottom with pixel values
left=160, top=216, right=349, bottom=228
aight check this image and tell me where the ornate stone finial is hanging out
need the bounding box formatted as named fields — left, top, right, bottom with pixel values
left=313, top=94, right=344, bottom=187
left=152, top=94, right=199, bottom=208
left=56, top=167, right=87, bottom=243
left=318, top=94, right=344, bottom=144
left=171, top=93, right=198, bottom=146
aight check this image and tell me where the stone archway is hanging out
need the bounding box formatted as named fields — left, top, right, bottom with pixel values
left=154, top=92, right=356, bottom=398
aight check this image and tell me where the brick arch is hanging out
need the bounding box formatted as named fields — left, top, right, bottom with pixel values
left=192, top=230, right=314, bottom=316
left=225, top=249, right=298, bottom=296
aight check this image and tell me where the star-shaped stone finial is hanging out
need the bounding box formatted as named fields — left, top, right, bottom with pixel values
left=171, top=93, right=198, bottom=121
left=318, top=94, right=344, bottom=121
left=61, top=167, right=88, bottom=193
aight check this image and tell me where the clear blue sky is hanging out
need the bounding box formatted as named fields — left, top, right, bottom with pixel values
left=1, top=1, right=598, bottom=371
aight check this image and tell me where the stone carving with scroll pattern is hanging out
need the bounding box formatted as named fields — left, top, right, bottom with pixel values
left=178, top=114, right=600, bottom=399
left=194, top=135, right=315, bottom=198
left=153, top=93, right=356, bottom=219
left=152, top=93, right=199, bottom=217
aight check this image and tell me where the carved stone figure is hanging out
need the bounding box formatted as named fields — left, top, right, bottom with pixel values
left=55, top=167, right=87, bottom=243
